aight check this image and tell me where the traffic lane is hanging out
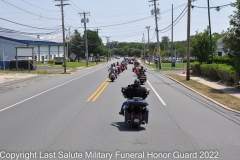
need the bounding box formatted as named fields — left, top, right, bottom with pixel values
left=45, top=67, right=199, bottom=155
left=0, top=63, right=109, bottom=111
left=144, top=70, right=240, bottom=159
left=0, top=63, right=113, bottom=151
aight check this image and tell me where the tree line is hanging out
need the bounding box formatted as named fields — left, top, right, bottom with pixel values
left=68, top=0, right=240, bottom=76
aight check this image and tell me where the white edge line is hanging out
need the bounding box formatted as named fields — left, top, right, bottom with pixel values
left=147, top=80, right=166, bottom=106
left=0, top=66, right=106, bottom=113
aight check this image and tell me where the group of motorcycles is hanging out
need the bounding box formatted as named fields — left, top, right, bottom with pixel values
left=108, top=61, right=128, bottom=82
left=108, top=58, right=150, bottom=128
left=118, top=59, right=150, bottom=128
left=132, top=60, right=147, bottom=85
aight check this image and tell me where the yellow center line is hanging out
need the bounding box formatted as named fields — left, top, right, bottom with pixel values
left=87, top=78, right=108, bottom=101
left=92, top=80, right=110, bottom=101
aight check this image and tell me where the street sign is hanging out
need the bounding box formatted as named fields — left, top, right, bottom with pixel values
left=69, top=53, right=76, bottom=60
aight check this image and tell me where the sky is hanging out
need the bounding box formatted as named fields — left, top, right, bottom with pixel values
left=0, top=0, right=236, bottom=44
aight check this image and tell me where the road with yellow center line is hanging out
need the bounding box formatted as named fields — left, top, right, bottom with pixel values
left=87, top=78, right=110, bottom=101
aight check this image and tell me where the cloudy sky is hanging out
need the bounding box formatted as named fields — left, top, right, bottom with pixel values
left=0, top=0, right=236, bottom=44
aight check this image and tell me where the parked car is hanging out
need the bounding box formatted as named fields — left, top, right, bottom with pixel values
left=183, top=57, right=195, bottom=62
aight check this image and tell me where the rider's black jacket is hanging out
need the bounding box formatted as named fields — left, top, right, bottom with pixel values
left=123, top=84, right=147, bottom=99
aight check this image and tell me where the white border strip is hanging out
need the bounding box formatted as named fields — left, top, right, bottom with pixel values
left=147, top=80, right=166, bottom=106
left=0, top=66, right=106, bottom=113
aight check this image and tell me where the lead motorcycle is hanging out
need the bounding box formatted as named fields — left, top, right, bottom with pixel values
left=121, top=87, right=150, bottom=127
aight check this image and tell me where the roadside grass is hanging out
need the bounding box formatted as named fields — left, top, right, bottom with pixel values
left=0, top=60, right=107, bottom=74
left=144, top=62, right=186, bottom=71
left=166, top=74, right=240, bottom=112
left=0, top=69, right=68, bottom=74
left=66, top=61, right=105, bottom=68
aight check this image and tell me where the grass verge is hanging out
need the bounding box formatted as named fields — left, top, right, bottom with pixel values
left=144, top=62, right=186, bottom=71
left=166, top=74, right=240, bottom=112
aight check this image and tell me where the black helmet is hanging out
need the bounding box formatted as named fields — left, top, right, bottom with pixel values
left=134, top=79, right=140, bottom=86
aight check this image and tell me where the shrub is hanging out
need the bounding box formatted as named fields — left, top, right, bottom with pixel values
left=48, top=60, right=55, bottom=65
left=207, top=55, right=231, bottom=65
left=191, top=63, right=239, bottom=85
left=190, top=62, right=201, bottom=75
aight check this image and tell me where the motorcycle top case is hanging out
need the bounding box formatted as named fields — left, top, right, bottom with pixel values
left=126, top=98, right=148, bottom=107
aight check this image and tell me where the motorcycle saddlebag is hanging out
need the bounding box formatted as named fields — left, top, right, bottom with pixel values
left=126, top=98, right=148, bottom=107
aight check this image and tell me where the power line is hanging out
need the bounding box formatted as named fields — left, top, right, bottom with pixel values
left=2, top=0, right=61, bottom=20
left=192, top=2, right=237, bottom=9
left=20, top=0, right=58, bottom=12
left=159, top=10, right=187, bottom=33
left=158, top=5, right=188, bottom=31
left=0, top=27, right=62, bottom=35
left=0, top=18, right=61, bottom=30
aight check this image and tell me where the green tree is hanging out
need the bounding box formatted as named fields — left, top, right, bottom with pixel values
left=68, top=30, right=84, bottom=61
left=83, top=30, right=108, bottom=58
left=191, top=28, right=217, bottom=64
left=222, top=0, right=240, bottom=73
left=161, top=36, right=170, bottom=51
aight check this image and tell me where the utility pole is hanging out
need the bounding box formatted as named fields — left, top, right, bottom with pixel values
left=171, top=4, right=174, bottom=62
left=79, top=12, right=90, bottom=67
left=149, top=0, right=161, bottom=69
left=106, top=37, right=110, bottom=62
left=142, top=37, right=144, bottom=62
left=207, top=0, right=214, bottom=64
left=55, top=0, right=69, bottom=74
left=146, top=26, right=150, bottom=65
left=186, top=0, right=191, bottom=80
left=143, top=33, right=146, bottom=63
left=94, top=28, right=101, bottom=36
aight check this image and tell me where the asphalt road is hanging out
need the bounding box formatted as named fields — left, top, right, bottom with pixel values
left=0, top=59, right=240, bottom=160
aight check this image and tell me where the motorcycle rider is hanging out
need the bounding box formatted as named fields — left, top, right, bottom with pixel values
left=108, top=64, right=117, bottom=79
left=116, top=62, right=122, bottom=74
left=138, top=66, right=146, bottom=77
left=119, top=79, right=150, bottom=116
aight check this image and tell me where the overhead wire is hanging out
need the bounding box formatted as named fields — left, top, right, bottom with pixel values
left=158, top=5, right=188, bottom=31
left=0, top=18, right=61, bottom=30
left=159, top=10, right=188, bottom=34
left=20, top=0, right=58, bottom=12
left=0, top=27, right=62, bottom=35
left=192, top=2, right=237, bottom=9
left=2, top=0, right=61, bottom=20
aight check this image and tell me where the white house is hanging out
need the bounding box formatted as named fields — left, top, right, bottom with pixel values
left=216, top=38, right=226, bottom=56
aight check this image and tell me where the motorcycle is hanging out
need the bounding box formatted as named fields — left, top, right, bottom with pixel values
left=109, top=73, right=115, bottom=82
left=138, top=70, right=147, bottom=85
left=121, top=65, right=125, bottom=72
left=134, top=66, right=141, bottom=75
left=124, top=97, right=149, bottom=128
left=121, top=87, right=150, bottom=128
left=116, top=66, right=122, bottom=75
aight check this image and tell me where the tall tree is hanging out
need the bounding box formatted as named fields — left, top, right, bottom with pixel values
left=68, top=30, right=84, bottom=61
left=222, top=0, right=240, bottom=73
left=191, top=27, right=217, bottom=64
left=161, top=36, right=170, bottom=51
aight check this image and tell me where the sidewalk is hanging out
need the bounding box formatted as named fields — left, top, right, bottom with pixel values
left=178, top=74, right=240, bottom=99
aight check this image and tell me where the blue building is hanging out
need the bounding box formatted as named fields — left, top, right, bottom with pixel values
left=0, top=32, right=66, bottom=68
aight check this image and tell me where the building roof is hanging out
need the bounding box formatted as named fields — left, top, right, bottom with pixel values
left=0, top=32, right=62, bottom=46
